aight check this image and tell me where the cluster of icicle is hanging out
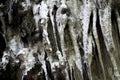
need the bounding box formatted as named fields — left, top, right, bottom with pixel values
left=1, top=0, right=82, bottom=80
left=1, top=0, right=120, bottom=80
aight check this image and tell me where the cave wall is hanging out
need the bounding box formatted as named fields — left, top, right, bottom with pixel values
left=0, top=0, right=120, bottom=80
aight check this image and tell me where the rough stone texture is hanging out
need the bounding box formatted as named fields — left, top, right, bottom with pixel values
left=0, top=0, right=120, bottom=80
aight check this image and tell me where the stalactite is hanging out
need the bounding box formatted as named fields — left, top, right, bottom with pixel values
left=0, top=32, right=6, bottom=58
left=0, top=0, right=120, bottom=80
left=68, top=16, right=83, bottom=78
left=56, top=1, right=68, bottom=59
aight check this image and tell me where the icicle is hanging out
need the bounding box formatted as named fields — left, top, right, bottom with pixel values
left=48, top=0, right=63, bottom=60
left=33, top=3, right=41, bottom=31
left=82, top=1, right=93, bottom=79
left=99, top=5, right=114, bottom=52
left=42, top=61, right=49, bottom=80
left=39, top=1, right=52, bottom=51
left=82, top=0, right=92, bottom=64
left=92, top=6, right=106, bottom=80
left=99, top=5, right=120, bottom=79
left=56, top=1, right=68, bottom=59
left=68, top=16, right=83, bottom=77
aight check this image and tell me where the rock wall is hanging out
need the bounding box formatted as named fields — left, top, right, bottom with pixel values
left=0, top=0, right=120, bottom=80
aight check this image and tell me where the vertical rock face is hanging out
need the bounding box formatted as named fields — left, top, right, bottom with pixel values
left=0, top=0, right=120, bottom=80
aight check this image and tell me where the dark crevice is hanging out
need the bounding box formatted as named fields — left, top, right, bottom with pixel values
left=96, top=8, right=113, bottom=80
left=72, top=68, right=75, bottom=80
left=88, top=11, right=93, bottom=35
left=111, top=8, right=120, bottom=72
left=11, top=1, right=19, bottom=27
left=55, top=67, right=66, bottom=80
left=0, top=20, right=4, bottom=33
left=42, top=69, right=46, bottom=80
left=20, top=8, right=36, bottom=46
left=19, top=27, right=29, bottom=47
left=92, top=36, right=99, bottom=62
left=45, top=60, right=54, bottom=80
left=0, top=32, right=6, bottom=58
left=0, top=0, right=7, bottom=5
left=77, top=37, right=84, bottom=57
left=44, top=51, right=47, bottom=60
left=79, top=0, right=83, bottom=4
left=91, top=15, right=104, bottom=78
left=53, top=5, right=63, bottom=54
left=68, top=66, right=71, bottom=80
left=88, top=10, right=104, bottom=79
left=111, top=9, right=120, bottom=43
left=91, top=32, right=104, bottom=80
left=111, top=0, right=120, bottom=14
left=92, top=33, right=99, bottom=58
left=64, top=23, right=74, bottom=58
left=34, top=0, right=42, bottom=4
left=0, top=61, right=21, bottom=80
left=23, top=62, right=46, bottom=80
left=47, top=13, right=58, bottom=59
left=0, top=21, right=4, bottom=33
left=82, top=63, right=89, bottom=80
